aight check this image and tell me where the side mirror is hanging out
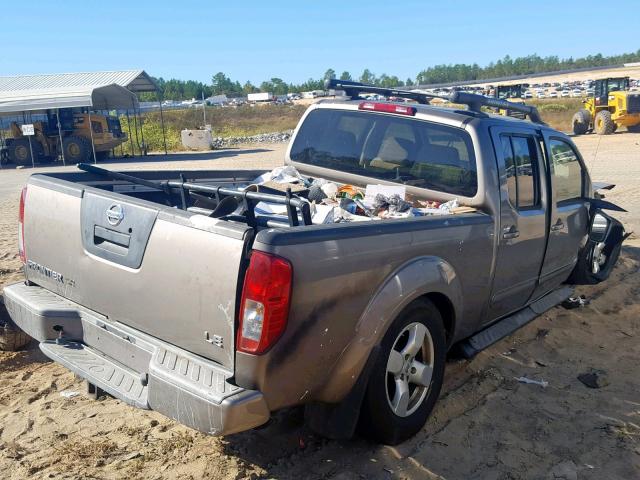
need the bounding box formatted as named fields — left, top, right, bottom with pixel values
left=589, top=212, right=609, bottom=242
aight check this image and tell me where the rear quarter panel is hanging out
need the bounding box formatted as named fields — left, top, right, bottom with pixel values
left=236, top=213, right=494, bottom=409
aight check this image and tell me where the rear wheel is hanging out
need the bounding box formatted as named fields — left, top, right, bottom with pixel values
left=63, top=136, right=91, bottom=163
left=8, top=138, right=36, bottom=165
left=594, top=110, right=615, bottom=135
left=572, top=109, right=591, bottom=135
left=0, top=313, right=31, bottom=352
left=359, top=299, right=446, bottom=445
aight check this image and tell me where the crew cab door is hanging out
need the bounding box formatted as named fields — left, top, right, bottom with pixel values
left=486, top=127, right=549, bottom=321
left=534, top=134, right=591, bottom=294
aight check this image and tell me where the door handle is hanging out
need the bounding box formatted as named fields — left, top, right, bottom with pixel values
left=551, top=219, right=565, bottom=232
left=502, top=225, right=520, bottom=239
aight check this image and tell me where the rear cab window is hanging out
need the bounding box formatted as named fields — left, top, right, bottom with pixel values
left=289, top=107, right=478, bottom=197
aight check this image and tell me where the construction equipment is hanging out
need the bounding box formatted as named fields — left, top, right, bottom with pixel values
left=572, top=77, right=640, bottom=135
left=5, top=109, right=127, bottom=165
left=493, top=84, right=528, bottom=119
left=494, top=84, right=527, bottom=100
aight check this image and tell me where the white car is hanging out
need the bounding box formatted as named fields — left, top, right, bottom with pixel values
left=548, top=91, right=558, bottom=99
left=523, top=91, right=533, bottom=99
left=561, top=90, right=570, bottom=98
left=536, top=91, right=545, bottom=99
left=571, top=89, right=583, bottom=98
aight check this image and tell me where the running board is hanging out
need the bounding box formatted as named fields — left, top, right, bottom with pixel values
left=456, top=286, right=573, bottom=359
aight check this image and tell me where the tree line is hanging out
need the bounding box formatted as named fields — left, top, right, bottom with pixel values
left=139, top=50, right=640, bottom=101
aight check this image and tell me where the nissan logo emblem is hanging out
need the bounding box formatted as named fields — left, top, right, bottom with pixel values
left=106, top=204, right=125, bottom=226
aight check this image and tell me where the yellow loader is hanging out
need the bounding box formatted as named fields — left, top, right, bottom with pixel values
left=493, top=84, right=528, bottom=119
left=572, top=77, right=640, bottom=135
left=5, top=109, right=127, bottom=165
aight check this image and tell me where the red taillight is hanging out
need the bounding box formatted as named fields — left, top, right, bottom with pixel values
left=237, top=251, right=292, bottom=354
left=358, top=101, right=416, bottom=116
left=18, top=186, right=27, bottom=263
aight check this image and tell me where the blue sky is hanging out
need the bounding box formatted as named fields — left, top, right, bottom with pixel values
left=1, top=1, right=638, bottom=84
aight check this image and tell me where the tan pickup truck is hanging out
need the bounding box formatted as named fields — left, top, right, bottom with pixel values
left=4, top=81, right=625, bottom=444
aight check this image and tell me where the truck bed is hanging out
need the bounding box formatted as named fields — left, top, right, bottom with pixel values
left=17, top=168, right=493, bottom=409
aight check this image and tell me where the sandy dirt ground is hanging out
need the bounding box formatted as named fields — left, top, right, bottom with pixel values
left=1, top=135, right=640, bottom=480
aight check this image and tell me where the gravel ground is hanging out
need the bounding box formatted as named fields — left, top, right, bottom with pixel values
left=0, top=134, right=639, bottom=480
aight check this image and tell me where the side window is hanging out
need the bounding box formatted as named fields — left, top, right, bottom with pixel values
left=500, top=134, right=540, bottom=209
left=548, top=139, right=583, bottom=202
left=501, top=136, right=518, bottom=207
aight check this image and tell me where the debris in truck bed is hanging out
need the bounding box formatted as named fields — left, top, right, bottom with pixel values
left=250, top=166, right=477, bottom=224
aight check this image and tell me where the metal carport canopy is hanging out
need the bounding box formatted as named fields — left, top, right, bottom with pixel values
left=0, top=83, right=138, bottom=114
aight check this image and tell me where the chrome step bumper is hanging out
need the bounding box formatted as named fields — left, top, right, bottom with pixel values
left=3, top=282, right=270, bottom=436
left=40, top=340, right=149, bottom=408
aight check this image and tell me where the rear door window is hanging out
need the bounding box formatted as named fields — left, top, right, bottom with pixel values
left=289, top=108, right=478, bottom=197
left=500, top=134, right=540, bottom=209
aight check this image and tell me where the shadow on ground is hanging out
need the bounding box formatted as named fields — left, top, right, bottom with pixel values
left=0, top=147, right=275, bottom=171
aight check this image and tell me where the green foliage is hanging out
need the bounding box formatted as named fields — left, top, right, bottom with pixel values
left=537, top=103, right=569, bottom=112
left=118, top=114, right=181, bottom=153
left=260, top=78, right=289, bottom=95
left=324, top=69, right=336, bottom=81
left=211, top=72, right=243, bottom=96
left=359, top=69, right=376, bottom=85
left=415, top=50, right=640, bottom=85
left=243, top=81, right=259, bottom=94
left=118, top=104, right=307, bottom=152
left=138, top=49, right=640, bottom=102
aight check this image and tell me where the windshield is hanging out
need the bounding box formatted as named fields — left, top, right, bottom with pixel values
left=290, top=108, right=478, bottom=197
left=607, top=78, right=628, bottom=93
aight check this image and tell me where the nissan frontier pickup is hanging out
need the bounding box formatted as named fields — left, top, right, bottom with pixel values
left=4, top=80, right=625, bottom=445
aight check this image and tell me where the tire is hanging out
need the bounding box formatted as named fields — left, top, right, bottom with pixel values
left=7, top=138, right=37, bottom=166
left=63, top=135, right=91, bottom=163
left=594, top=110, right=615, bottom=135
left=572, top=109, right=591, bottom=135
left=359, top=298, right=446, bottom=445
left=627, top=123, right=640, bottom=133
left=0, top=305, right=31, bottom=352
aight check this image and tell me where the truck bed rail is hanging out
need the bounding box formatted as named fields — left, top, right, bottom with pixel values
left=77, top=163, right=312, bottom=227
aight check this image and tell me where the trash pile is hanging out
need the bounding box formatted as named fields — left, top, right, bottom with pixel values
left=249, top=166, right=475, bottom=225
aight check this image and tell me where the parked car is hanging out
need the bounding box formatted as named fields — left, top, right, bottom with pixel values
left=548, top=91, right=558, bottom=98
left=561, top=90, right=570, bottom=98
left=571, top=89, right=583, bottom=98
left=4, top=85, right=624, bottom=445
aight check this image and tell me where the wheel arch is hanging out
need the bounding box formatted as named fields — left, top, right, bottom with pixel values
left=419, top=291, right=456, bottom=346
left=313, top=255, right=462, bottom=404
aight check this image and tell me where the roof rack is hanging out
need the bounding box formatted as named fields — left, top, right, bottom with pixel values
left=326, top=79, right=546, bottom=125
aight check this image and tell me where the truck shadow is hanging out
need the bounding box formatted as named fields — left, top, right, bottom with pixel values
left=0, top=147, right=275, bottom=171
left=0, top=342, right=50, bottom=372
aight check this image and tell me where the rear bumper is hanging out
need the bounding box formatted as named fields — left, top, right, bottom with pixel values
left=3, top=282, right=270, bottom=436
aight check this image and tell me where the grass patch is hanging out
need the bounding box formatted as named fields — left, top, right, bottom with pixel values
left=118, top=104, right=306, bottom=153
left=530, top=98, right=584, bottom=132
left=115, top=98, right=586, bottom=154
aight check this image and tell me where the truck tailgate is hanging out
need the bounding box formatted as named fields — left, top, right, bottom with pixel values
left=22, top=177, right=251, bottom=369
